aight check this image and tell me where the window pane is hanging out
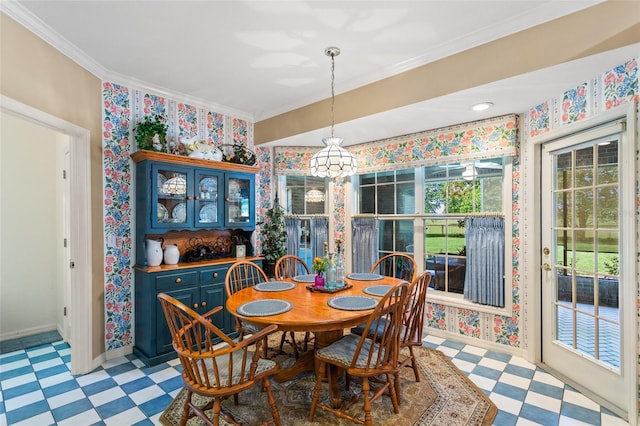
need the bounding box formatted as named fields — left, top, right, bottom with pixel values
left=396, top=169, right=415, bottom=182
left=377, top=170, right=395, bottom=183
left=377, top=185, right=395, bottom=214
left=396, top=182, right=414, bottom=214
left=360, top=186, right=375, bottom=213
left=575, top=146, right=594, bottom=188
left=360, top=173, right=376, bottom=185
left=556, top=152, right=573, bottom=190
left=597, top=140, right=618, bottom=185
left=424, top=182, right=445, bottom=214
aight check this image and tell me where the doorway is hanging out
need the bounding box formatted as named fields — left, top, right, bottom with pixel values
left=0, top=95, right=93, bottom=375
left=537, top=108, right=636, bottom=422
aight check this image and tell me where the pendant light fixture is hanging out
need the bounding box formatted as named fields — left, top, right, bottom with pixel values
left=309, top=47, right=357, bottom=178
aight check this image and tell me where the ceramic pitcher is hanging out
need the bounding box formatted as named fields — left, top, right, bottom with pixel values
left=163, top=244, right=180, bottom=265
left=145, top=238, right=164, bottom=266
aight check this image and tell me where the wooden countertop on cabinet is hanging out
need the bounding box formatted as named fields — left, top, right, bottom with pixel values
left=135, top=256, right=264, bottom=273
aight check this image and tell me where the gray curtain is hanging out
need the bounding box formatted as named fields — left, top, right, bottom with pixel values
left=463, top=216, right=505, bottom=307
left=352, top=217, right=379, bottom=273
left=310, top=217, right=328, bottom=259
left=285, top=217, right=300, bottom=255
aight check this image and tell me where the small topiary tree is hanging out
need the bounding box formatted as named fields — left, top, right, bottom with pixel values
left=259, top=195, right=287, bottom=277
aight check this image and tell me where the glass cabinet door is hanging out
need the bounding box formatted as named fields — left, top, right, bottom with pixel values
left=153, top=165, right=191, bottom=228
left=225, top=174, right=254, bottom=228
left=195, top=171, right=222, bottom=228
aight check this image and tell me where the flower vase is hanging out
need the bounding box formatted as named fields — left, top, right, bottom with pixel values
left=314, top=272, right=325, bottom=289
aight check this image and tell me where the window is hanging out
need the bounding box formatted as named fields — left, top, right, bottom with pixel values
left=423, top=160, right=504, bottom=294
left=283, top=176, right=326, bottom=215
left=281, top=176, right=327, bottom=266
left=359, top=170, right=415, bottom=256
left=356, top=159, right=508, bottom=301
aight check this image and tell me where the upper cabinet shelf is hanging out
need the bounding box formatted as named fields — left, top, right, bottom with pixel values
left=133, top=150, right=257, bottom=240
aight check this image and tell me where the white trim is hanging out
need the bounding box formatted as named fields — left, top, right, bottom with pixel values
left=0, top=95, right=94, bottom=375
left=0, top=324, right=57, bottom=342
left=105, top=345, right=134, bottom=361
left=524, top=102, right=638, bottom=423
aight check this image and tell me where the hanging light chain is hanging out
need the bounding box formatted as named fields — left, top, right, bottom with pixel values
left=330, top=50, right=335, bottom=139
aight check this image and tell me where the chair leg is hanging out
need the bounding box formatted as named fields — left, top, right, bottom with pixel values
left=389, top=372, right=400, bottom=413
left=180, top=389, right=192, bottom=426
left=212, top=398, right=221, bottom=426
left=408, top=346, right=420, bottom=382
left=362, top=377, right=373, bottom=426
left=263, top=376, right=281, bottom=426
left=309, top=361, right=326, bottom=421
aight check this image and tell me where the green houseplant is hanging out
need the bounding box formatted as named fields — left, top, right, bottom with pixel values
left=259, top=196, right=287, bottom=277
left=134, top=115, right=168, bottom=152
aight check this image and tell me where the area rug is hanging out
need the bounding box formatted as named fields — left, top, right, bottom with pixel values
left=160, top=337, right=497, bottom=426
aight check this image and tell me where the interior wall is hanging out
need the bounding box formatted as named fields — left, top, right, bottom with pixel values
left=0, top=12, right=104, bottom=357
left=0, top=111, right=62, bottom=339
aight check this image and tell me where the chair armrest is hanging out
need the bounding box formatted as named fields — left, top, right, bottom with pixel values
left=236, top=324, right=278, bottom=348
left=201, top=305, right=223, bottom=321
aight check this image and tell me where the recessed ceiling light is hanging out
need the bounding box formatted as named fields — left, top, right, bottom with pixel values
left=472, top=102, right=494, bottom=112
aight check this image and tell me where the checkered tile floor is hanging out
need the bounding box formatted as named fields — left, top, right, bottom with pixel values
left=0, top=336, right=628, bottom=425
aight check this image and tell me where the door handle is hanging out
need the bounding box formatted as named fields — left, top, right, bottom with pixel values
left=541, top=263, right=551, bottom=271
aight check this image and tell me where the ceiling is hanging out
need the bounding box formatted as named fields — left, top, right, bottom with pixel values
left=4, top=1, right=639, bottom=147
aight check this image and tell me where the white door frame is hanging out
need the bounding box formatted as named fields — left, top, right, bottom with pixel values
left=524, top=102, right=638, bottom=423
left=1, top=95, right=93, bottom=375
left=63, top=146, right=71, bottom=342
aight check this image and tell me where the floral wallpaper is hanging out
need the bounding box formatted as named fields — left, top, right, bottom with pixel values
left=102, top=83, right=254, bottom=351
left=254, top=146, right=272, bottom=255
left=177, top=103, right=198, bottom=139
left=232, top=118, right=248, bottom=145
left=205, top=111, right=225, bottom=144
left=527, top=57, right=638, bottom=135
left=102, top=82, right=134, bottom=349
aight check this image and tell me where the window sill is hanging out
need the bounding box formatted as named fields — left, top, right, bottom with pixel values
left=426, top=288, right=511, bottom=316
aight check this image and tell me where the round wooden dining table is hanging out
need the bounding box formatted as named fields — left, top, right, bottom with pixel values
left=226, top=274, right=407, bottom=408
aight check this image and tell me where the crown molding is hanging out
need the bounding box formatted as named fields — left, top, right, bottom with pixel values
left=1, top=1, right=254, bottom=122
left=1, top=1, right=107, bottom=78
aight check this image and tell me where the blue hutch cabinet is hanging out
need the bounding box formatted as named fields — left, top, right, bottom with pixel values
left=131, top=150, right=260, bottom=366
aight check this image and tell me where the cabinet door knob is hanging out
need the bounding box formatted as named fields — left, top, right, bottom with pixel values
left=225, top=197, right=231, bottom=202
left=201, top=301, right=207, bottom=307
left=194, top=196, right=200, bottom=200
left=213, top=272, right=218, bottom=278
left=186, top=195, right=193, bottom=200
left=193, top=303, right=198, bottom=309
left=175, top=277, right=182, bottom=283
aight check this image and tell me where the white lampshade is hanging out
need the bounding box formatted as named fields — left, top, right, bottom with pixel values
left=462, top=165, right=478, bottom=181
left=309, top=47, right=358, bottom=179
left=305, top=189, right=326, bottom=203
left=310, top=137, right=357, bottom=178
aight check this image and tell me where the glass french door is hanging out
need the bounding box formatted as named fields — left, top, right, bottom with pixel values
left=540, top=123, right=631, bottom=419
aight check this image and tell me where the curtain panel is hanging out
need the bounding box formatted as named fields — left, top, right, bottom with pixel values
left=463, top=216, right=505, bottom=307
left=284, top=217, right=300, bottom=256
left=310, top=217, right=328, bottom=260
left=351, top=217, right=380, bottom=273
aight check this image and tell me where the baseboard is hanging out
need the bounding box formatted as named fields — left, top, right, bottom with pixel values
left=105, top=344, right=134, bottom=360
left=424, top=328, right=529, bottom=360
left=0, top=324, right=58, bottom=342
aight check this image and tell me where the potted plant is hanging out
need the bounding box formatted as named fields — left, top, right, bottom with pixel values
left=134, top=115, right=168, bottom=152
left=259, top=196, right=287, bottom=277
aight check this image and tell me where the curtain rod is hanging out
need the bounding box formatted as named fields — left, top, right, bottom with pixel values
left=352, top=212, right=504, bottom=219
left=284, top=214, right=329, bottom=219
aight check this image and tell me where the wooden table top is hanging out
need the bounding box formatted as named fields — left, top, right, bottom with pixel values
left=226, top=275, right=407, bottom=333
